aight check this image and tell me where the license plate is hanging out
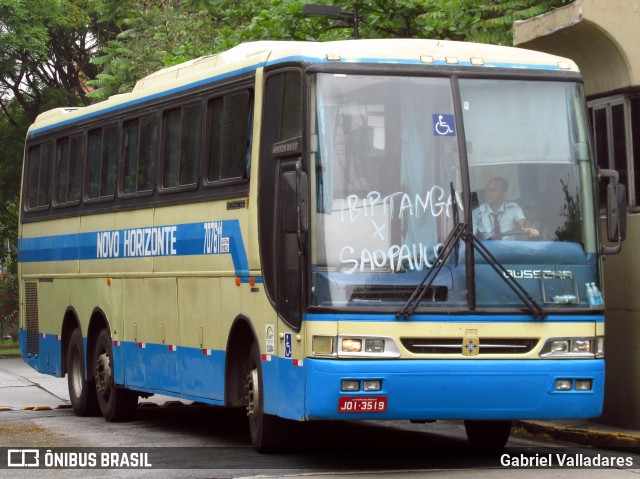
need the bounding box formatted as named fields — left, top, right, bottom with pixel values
left=338, top=396, right=387, bottom=413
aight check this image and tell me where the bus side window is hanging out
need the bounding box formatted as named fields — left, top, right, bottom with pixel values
left=56, top=134, right=84, bottom=205
left=123, top=115, right=157, bottom=194
left=162, top=103, right=202, bottom=189
left=207, top=90, right=253, bottom=183
left=26, top=142, right=54, bottom=210
left=87, top=126, right=118, bottom=200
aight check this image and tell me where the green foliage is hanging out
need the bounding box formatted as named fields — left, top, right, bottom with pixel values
left=86, top=3, right=216, bottom=100
left=0, top=0, right=110, bottom=269
left=470, top=0, right=571, bottom=44
left=0, top=270, right=18, bottom=342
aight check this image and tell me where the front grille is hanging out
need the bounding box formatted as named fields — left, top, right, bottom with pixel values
left=401, top=337, right=538, bottom=355
left=24, top=282, right=39, bottom=356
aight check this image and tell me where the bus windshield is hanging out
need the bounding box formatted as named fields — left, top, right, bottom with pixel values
left=310, top=73, right=598, bottom=312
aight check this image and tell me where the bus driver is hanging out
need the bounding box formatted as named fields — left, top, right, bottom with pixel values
left=472, top=176, right=540, bottom=240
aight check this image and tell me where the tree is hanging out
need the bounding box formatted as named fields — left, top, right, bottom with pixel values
left=0, top=0, right=119, bottom=271
left=0, top=270, right=18, bottom=341
left=88, top=0, right=571, bottom=100
left=87, top=2, right=216, bottom=100
left=470, top=0, right=572, bottom=45
left=0, top=0, right=103, bottom=124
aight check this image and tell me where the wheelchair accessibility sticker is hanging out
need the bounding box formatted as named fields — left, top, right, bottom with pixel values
left=433, top=114, right=456, bottom=136
left=284, top=333, right=292, bottom=358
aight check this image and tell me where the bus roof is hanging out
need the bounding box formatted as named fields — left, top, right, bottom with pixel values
left=28, top=39, right=579, bottom=137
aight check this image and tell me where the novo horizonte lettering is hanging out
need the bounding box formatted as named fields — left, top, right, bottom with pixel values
left=96, top=226, right=177, bottom=259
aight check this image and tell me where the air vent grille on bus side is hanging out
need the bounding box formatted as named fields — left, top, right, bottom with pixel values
left=347, top=285, right=448, bottom=303
left=401, top=338, right=539, bottom=355
left=24, top=282, right=39, bottom=356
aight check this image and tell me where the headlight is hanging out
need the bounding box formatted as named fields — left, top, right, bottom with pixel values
left=311, top=335, right=401, bottom=358
left=341, top=339, right=362, bottom=353
left=338, top=335, right=401, bottom=358
left=549, top=340, right=569, bottom=354
left=341, top=379, right=360, bottom=391
left=540, top=337, right=598, bottom=358
left=572, top=339, right=592, bottom=353
left=313, top=336, right=335, bottom=355
left=596, top=336, right=605, bottom=358
left=365, top=339, right=385, bottom=353
left=363, top=380, right=382, bottom=391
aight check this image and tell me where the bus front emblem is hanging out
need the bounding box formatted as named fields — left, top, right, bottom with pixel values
left=462, top=337, right=479, bottom=356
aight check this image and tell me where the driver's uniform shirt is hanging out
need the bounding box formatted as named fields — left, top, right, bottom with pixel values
left=472, top=202, right=525, bottom=240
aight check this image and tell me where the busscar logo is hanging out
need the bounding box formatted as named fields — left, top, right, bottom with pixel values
left=462, top=336, right=480, bottom=356
left=8, top=449, right=39, bottom=468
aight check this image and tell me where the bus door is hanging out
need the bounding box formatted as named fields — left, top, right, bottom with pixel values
left=259, top=69, right=306, bottom=332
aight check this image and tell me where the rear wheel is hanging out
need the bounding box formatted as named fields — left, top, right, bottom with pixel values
left=67, top=328, right=99, bottom=416
left=464, top=420, right=512, bottom=448
left=93, top=328, right=138, bottom=422
left=244, top=341, right=283, bottom=452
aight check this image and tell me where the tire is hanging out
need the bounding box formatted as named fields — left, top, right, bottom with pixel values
left=244, top=341, right=284, bottom=452
left=93, top=328, right=138, bottom=422
left=464, top=420, right=512, bottom=448
left=66, top=328, right=100, bottom=416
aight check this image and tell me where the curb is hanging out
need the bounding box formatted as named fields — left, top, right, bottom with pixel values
left=0, top=404, right=71, bottom=412
left=514, top=421, right=640, bottom=448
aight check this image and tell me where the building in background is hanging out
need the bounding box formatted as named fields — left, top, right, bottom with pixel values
left=514, top=0, right=640, bottom=429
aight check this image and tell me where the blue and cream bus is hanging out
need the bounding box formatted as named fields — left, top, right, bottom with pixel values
left=18, top=39, right=625, bottom=450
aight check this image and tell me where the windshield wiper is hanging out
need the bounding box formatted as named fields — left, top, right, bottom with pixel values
left=396, top=222, right=466, bottom=319
left=396, top=223, right=547, bottom=320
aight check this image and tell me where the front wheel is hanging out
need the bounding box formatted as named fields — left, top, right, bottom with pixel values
left=67, top=328, right=100, bottom=416
left=464, top=420, right=512, bottom=448
left=244, top=341, right=284, bottom=452
left=93, top=329, right=138, bottom=422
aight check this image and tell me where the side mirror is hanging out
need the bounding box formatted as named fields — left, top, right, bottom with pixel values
left=607, top=182, right=627, bottom=243
left=296, top=162, right=309, bottom=234
left=281, top=171, right=298, bottom=234
left=280, top=163, right=309, bottom=235
left=600, top=168, right=627, bottom=254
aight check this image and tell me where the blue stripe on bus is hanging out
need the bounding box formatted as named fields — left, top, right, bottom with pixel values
left=118, top=341, right=226, bottom=403
left=28, top=54, right=567, bottom=138
left=304, top=313, right=604, bottom=323
left=267, top=54, right=566, bottom=71
left=18, top=219, right=253, bottom=277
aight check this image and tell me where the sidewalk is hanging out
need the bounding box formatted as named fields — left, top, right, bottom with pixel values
left=514, top=420, right=640, bottom=448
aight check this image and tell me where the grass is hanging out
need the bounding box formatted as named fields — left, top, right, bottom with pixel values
left=0, top=339, right=19, bottom=357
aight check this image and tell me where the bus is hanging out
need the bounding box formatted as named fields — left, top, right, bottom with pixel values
left=18, top=39, right=626, bottom=450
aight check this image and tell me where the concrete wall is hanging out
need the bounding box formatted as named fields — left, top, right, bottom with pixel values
left=514, top=0, right=640, bottom=96
left=600, top=215, right=640, bottom=427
